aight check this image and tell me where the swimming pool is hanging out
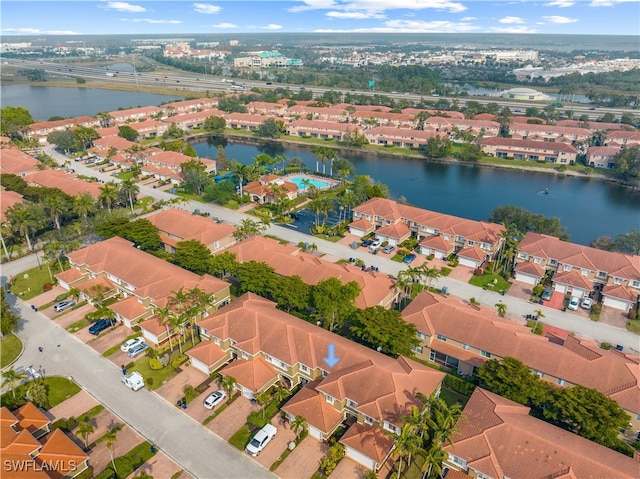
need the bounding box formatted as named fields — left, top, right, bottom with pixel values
left=287, top=176, right=331, bottom=190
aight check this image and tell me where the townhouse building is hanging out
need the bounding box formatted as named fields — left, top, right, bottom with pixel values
left=92, top=135, right=136, bottom=153
left=443, top=388, right=640, bottom=479
left=606, top=130, right=640, bottom=147
left=508, top=123, right=592, bottom=143
left=142, top=151, right=216, bottom=183
left=25, top=169, right=103, bottom=198
left=287, top=120, right=360, bottom=141
left=27, top=116, right=98, bottom=142
left=233, top=51, right=303, bottom=68
left=146, top=207, right=235, bottom=254
left=1, top=404, right=90, bottom=479
left=56, top=236, right=231, bottom=342
left=352, top=110, right=415, bottom=128
left=350, top=198, right=504, bottom=269
left=0, top=189, right=23, bottom=222
left=107, top=106, right=163, bottom=124
left=402, top=291, right=640, bottom=435
left=481, top=137, right=578, bottom=164
left=161, top=98, right=219, bottom=115
left=448, top=119, right=501, bottom=137
left=225, top=112, right=274, bottom=131
left=127, top=119, right=168, bottom=139
left=514, top=232, right=640, bottom=312
left=224, top=235, right=398, bottom=309
left=285, top=105, right=347, bottom=122
left=188, top=293, right=445, bottom=471
left=0, top=148, right=40, bottom=176
left=364, top=126, right=443, bottom=148
left=245, top=101, right=288, bottom=116
left=163, top=110, right=224, bottom=131
left=587, top=145, right=622, bottom=169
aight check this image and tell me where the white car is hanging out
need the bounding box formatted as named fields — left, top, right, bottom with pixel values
left=26, top=366, right=41, bottom=379
left=120, top=337, right=145, bottom=353
left=581, top=297, right=593, bottom=309
left=203, top=389, right=227, bottom=409
left=245, top=423, right=277, bottom=456
left=369, top=239, right=381, bottom=250
left=567, top=297, right=580, bottom=311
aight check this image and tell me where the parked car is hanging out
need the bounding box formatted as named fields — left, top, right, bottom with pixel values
left=88, top=318, right=116, bottom=335
left=122, top=371, right=144, bottom=391
left=53, top=300, right=75, bottom=312
left=382, top=245, right=395, bottom=254
left=581, top=297, right=593, bottom=309
left=127, top=342, right=150, bottom=358
left=369, top=239, right=382, bottom=250
left=120, top=337, right=145, bottom=352
left=25, top=366, right=41, bottom=379
left=245, top=423, right=277, bottom=456
left=403, top=253, right=417, bottom=264
left=567, top=297, right=580, bottom=311
left=541, top=287, right=553, bottom=301
left=203, top=389, right=227, bottom=409
left=361, top=239, right=373, bottom=247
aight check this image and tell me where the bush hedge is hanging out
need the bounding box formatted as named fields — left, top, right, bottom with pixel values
left=443, top=374, right=476, bottom=397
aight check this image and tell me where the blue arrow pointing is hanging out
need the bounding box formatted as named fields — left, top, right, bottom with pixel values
left=323, top=343, right=340, bottom=368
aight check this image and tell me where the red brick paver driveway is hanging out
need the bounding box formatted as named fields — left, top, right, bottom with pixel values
left=276, top=435, right=328, bottom=479
left=91, top=425, right=144, bottom=476
left=46, top=303, right=95, bottom=328
left=87, top=324, right=130, bottom=354
left=125, top=451, right=191, bottom=479
left=155, top=364, right=208, bottom=405
left=252, top=416, right=296, bottom=470
left=30, top=286, right=66, bottom=308
left=328, top=457, right=369, bottom=479
left=207, top=396, right=254, bottom=440
left=47, top=390, right=99, bottom=422
left=185, top=380, right=224, bottom=424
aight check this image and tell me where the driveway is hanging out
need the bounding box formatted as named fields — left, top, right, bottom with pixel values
left=185, top=380, right=226, bottom=424
left=74, top=321, right=120, bottom=344
left=252, top=416, right=296, bottom=470
left=208, top=396, right=255, bottom=441
left=30, top=285, right=66, bottom=308
left=599, top=306, right=629, bottom=330
left=48, top=303, right=95, bottom=328
left=90, top=424, right=144, bottom=476
left=88, top=324, right=131, bottom=354
left=276, top=435, right=328, bottom=479
left=155, top=364, right=209, bottom=406
left=47, top=390, right=99, bottom=422
left=328, top=457, right=368, bottom=479
left=126, top=451, right=192, bottom=479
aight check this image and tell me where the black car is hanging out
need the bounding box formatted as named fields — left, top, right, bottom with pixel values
left=361, top=239, right=374, bottom=247
left=88, top=318, right=116, bottom=335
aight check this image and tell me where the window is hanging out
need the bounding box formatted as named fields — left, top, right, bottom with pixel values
left=533, top=257, right=541, bottom=264
left=563, top=264, right=572, bottom=271
left=597, top=271, right=607, bottom=279
left=581, top=269, right=589, bottom=276
left=518, top=252, right=529, bottom=260
left=279, top=361, right=288, bottom=369
left=213, top=241, right=220, bottom=250
left=480, top=242, right=489, bottom=250
left=364, top=416, right=373, bottom=425
left=436, top=334, right=447, bottom=342
left=417, top=332, right=427, bottom=340
left=614, top=277, right=622, bottom=285
left=299, top=364, right=309, bottom=373
left=449, top=454, right=467, bottom=468
left=213, top=337, right=220, bottom=345
left=264, top=354, right=272, bottom=362
left=631, top=280, right=640, bottom=288
left=347, top=399, right=358, bottom=408
left=463, top=344, right=470, bottom=351
left=412, top=345, right=423, bottom=354
left=241, top=351, right=248, bottom=359
left=467, top=240, right=475, bottom=246
left=549, top=258, right=557, bottom=266
left=429, top=351, right=436, bottom=362
left=456, top=235, right=464, bottom=242
left=325, top=395, right=334, bottom=405
left=557, top=378, right=565, bottom=386
left=383, top=421, right=398, bottom=433
left=533, top=370, right=544, bottom=378
left=480, top=350, right=491, bottom=358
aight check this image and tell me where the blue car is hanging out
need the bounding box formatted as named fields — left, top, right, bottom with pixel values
left=88, top=318, right=116, bottom=335
left=403, top=253, right=417, bottom=264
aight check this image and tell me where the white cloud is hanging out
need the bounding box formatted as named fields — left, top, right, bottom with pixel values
left=290, top=0, right=466, bottom=14
left=193, top=3, right=222, bottom=14
left=104, top=2, right=146, bottom=12
left=326, top=11, right=386, bottom=19
left=212, top=22, right=237, bottom=28
left=590, top=0, right=639, bottom=6
left=542, top=15, right=578, bottom=23
left=499, top=16, right=526, bottom=24
left=2, top=27, right=79, bottom=35
left=461, top=16, right=476, bottom=21
left=121, top=18, right=182, bottom=24
left=489, top=25, right=538, bottom=33
left=544, top=0, right=574, bottom=6
left=315, top=18, right=480, bottom=33
left=263, top=23, right=283, bottom=30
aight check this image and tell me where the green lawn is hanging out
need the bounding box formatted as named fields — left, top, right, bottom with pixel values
left=0, top=376, right=81, bottom=410
left=229, top=424, right=252, bottom=451
left=66, top=318, right=90, bottom=333
left=1, top=333, right=23, bottom=368
left=9, top=264, right=66, bottom=301
left=469, top=273, right=511, bottom=292
left=627, top=319, right=640, bottom=334
left=129, top=345, right=193, bottom=390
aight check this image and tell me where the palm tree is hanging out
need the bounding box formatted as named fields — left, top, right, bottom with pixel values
left=76, top=417, right=95, bottom=450
left=230, top=160, right=252, bottom=198
left=26, top=380, right=49, bottom=408
left=186, top=287, right=216, bottom=345
left=73, top=192, right=96, bottom=221
left=155, top=306, right=176, bottom=352
left=290, top=415, right=307, bottom=441
left=392, top=423, right=421, bottom=479
left=98, top=182, right=119, bottom=213
left=495, top=302, right=507, bottom=317
left=44, top=194, right=68, bottom=230
left=69, top=287, right=82, bottom=303
left=5, top=203, right=41, bottom=251
left=422, top=399, right=463, bottom=479
left=420, top=444, right=448, bottom=479
left=299, top=178, right=313, bottom=193
left=43, top=239, right=65, bottom=271
left=103, top=428, right=119, bottom=475
left=119, top=178, right=139, bottom=214
left=0, top=221, right=13, bottom=261
left=2, top=367, right=27, bottom=398
left=220, top=375, right=237, bottom=403
left=254, top=388, right=272, bottom=420
left=420, top=265, right=442, bottom=290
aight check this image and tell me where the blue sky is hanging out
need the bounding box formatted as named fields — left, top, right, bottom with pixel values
left=2, top=0, right=639, bottom=36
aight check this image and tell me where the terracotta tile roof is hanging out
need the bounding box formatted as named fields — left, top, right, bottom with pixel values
left=0, top=189, right=23, bottom=222
left=557, top=120, right=635, bottom=131
left=93, top=136, right=136, bottom=152
left=187, top=340, right=226, bottom=366
left=481, top=136, right=578, bottom=153
left=552, top=270, right=594, bottom=289
left=97, top=126, right=120, bottom=137
left=0, top=407, right=19, bottom=429
left=513, top=260, right=545, bottom=277
left=25, top=169, right=102, bottom=198
left=200, top=293, right=445, bottom=423
left=282, top=379, right=342, bottom=433
left=14, top=403, right=49, bottom=434
left=108, top=105, right=162, bottom=119
left=508, top=123, right=592, bottom=137
left=226, top=236, right=396, bottom=309
left=146, top=208, right=235, bottom=248
left=419, top=235, right=454, bottom=252
left=220, top=357, right=278, bottom=392
left=445, top=388, right=640, bottom=479
left=457, top=246, right=486, bottom=261
left=0, top=148, right=39, bottom=175
left=66, top=236, right=230, bottom=306
left=354, top=198, right=504, bottom=246
left=109, top=296, right=148, bottom=320
left=37, top=429, right=88, bottom=478
left=430, top=339, right=486, bottom=367
left=1, top=427, right=41, bottom=455
left=340, top=423, right=395, bottom=463
left=139, top=315, right=169, bottom=336
left=518, top=232, right=640, bottom=281
left=587, top=145, right=622, bottom=157
left=288, top=119, right=360, bottom=133
left=403, top=292, right=640, bottom=413
left=374, top=222, right=411, bottom=240
left=349, top=218, right=374, bottom=231
left=603, top=283, right=638, bottom=302
left=76, top=275, right=116, bottom=294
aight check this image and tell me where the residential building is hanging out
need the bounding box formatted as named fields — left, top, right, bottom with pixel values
left=190, top=293, right=444, bottom=471
left=245, top=102, right=288, bottom=116
left=56, top=236, right=231, bottom=343
left=481, top=137, right=578, bottom=164
left=163, top=109, right=224, bottom=131
left=402, top=291, right=640, bottom=434
left=92, top=135, right=136, bottom=153
left=606, top=130, right=640, bottom=147
left=27, top=116, right=98, bottom=142
left=233, top=51, right=303, bottom=68
left=0, top=148, right=40, bottom=176
left=587, top=145, right=622, bottom=169
left=162, top=98, right=219, bottom=114
left=25, top=169, right=102, bottom=198
left=443, top=388, right=640, bottom=479
left=514, top=232, right=640, bottom=311
left=242, top=174, right=299, bottom=205
left=107, top=106, right=163, bottom=124
left=146, top=207, right=235, bottom=253
left=364, top=126, right=443, bottom=148
left=0, top=189, right=23, bottom=222
left=508, top=123, right=592, bottom=143
left=127, top=119, right=168, bottom=139
left=1, top=404, right=89, bottom=478
left=225, top=112, right=274, bottom=131
left=350, top=198, right=504, bottom=268
left=224, top=236, right=398, bottom=309
left=143, top=150, right=216, bottom=176
left=287, top=120, right=360, bottom=141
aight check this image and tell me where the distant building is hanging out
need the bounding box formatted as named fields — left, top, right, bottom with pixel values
left=234, top=51, right=303, bottom=68
left=501, top=87, right=550, bottom=101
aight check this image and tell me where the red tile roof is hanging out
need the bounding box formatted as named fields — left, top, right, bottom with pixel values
left=14, top=403, right=50, bottom=434
left=146, top=208, right=235, bottom=248
left=220, top=357, right=277, bottom=392
left=481, top=136, right=578, bottom=153
left=187, top=340, right=226, bottom=366
left=282, top=379, right=342, bottom=434
left=340, top=422, right=395, bottom=463
left=25, top=169, right=102, bottom=198
left=445, top=388, right=640, bottom=479
left=0, top=189, right=23, bottom=222
left=109, top=296, right=148, bottom=320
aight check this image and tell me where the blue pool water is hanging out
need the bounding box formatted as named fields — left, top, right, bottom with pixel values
left=287, top=176, right=330, bottom=189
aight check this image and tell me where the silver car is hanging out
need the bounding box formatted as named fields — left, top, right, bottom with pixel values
left=53, top=300, right=75, bottom=312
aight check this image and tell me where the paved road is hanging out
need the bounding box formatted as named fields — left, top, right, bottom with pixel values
left=45, top=145, right=640, bottom=353
left=1, top=289, right=273, bottom=479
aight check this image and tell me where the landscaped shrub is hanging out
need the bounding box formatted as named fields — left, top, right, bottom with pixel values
left=474, top=268, right=483, bottom=276
left=171, top=354, right=188, bottom=369
left=319, top=443, right=345, bottom=476
left=146, top=377, right=154, bottom=386
left=66, top=416, right=77, bottom=430
left=183, top=385, right=198, bottom=402
left=591, top=304, right=602, bottom=316
left=94, top=468, right=116, bottom=479
left=43, top=283, right=54, bottom=292
left=112, top=457, right=134, bottom=479
left=73, top=466, right=94, bottom=479
left=50, top=418, right=68, bottom=432
left=54, top=292, right=69, bottom=302
left=532, top=284, right=543, bottom=297
left=427, top=253, right=435, bottom=260
left=600, top=342, right=612, bottom=350
left=148, top=358, right=164, bottom=370
left=443, top=374, right=476, bottom=397
left=627, top=309, right=637, bottom=320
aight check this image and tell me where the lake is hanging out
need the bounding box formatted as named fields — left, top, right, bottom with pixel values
left=194, top=137, right=640, bottom=246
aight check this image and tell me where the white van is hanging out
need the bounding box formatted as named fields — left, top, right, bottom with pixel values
left=122, top=371, right=144, bottom=391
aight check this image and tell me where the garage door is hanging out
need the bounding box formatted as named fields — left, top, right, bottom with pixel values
left=515, top=272, right=538, bottom=285
left=241, top=386, right=254, bottom=399
left=308, top=425, right=323, bottom=441
left=554, top=283, right=568, bottom=294
left=459, top=257, right=478, bottom=268
left=603, top=296, right=631, bottom=312
left=571, top=288, right=585, bottom=299
left=344, top=445, right=376, bottom=471
left=190, top=357, right=210, bottom=375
